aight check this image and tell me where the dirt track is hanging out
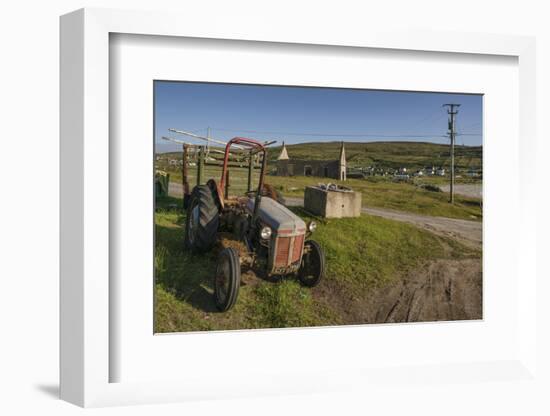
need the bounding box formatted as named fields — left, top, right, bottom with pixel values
left=168, top=182, right=185, bottom=197
left=314, top=258, right=482, bottom=323
left=362, top=207, right=482, bottom=249
left=439, top=183, right=482, bottom=199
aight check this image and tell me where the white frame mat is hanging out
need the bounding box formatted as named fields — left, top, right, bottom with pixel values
left=60, top=8, right=537, bottom=407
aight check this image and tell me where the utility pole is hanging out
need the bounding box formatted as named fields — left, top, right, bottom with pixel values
left=247, top=150, right=253, bottom=192
left=443, top=104, right=460, bottom=203
left=182, top=143, right=191, bottom=208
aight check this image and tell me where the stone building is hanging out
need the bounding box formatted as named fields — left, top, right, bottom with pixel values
left=276, top=141, right=347, bottom=181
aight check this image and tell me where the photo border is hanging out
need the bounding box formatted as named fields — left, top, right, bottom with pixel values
left=60, top=8, right=537, bottom=407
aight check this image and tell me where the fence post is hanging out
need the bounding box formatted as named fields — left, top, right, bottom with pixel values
left=182, top=144, right=190, bottom=207
left=225, top=169, right=230, bottom=199
left=197, top=145, right=204, bottom=186
left=247, top=151, right=253, bottom=192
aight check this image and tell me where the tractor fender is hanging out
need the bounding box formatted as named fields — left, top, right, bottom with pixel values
left=206, top=179, right=224, bottom=209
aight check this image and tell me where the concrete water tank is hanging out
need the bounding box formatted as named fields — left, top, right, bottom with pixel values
left=304, top=185, right=362, bottom=218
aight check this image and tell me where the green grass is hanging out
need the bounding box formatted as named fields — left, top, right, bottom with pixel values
left=294, top=207, right=475, bottom=290
left=154, top=196, right=480, bottom=333
left=266, top=175, right=482, bottom=221
left=159, top=167, right=481, bottom=220
left=156, top=141, right=482, bottom=221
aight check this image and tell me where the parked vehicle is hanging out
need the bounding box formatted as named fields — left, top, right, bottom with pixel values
left=184, top=137, right=325, bottom=311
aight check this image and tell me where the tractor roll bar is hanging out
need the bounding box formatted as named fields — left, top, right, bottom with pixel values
left=220, top=137, right=269, bottom=226
left=219, top=137, right=267, bottom=195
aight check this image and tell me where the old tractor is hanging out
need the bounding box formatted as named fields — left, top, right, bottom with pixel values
left=183, top=136, right=325, bottom=312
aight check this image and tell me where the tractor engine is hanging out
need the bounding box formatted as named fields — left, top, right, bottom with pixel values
left=246, top=197, right=307, bottom=275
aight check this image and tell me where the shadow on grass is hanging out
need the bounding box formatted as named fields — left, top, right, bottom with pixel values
left=155, top=195, right=184, bottom=212
left=459, top=198, right=483, bottom=208
left=155, top=222, right=219, bottom=313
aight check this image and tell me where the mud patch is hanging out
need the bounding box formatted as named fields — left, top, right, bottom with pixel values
left=314, top=258, right=482, bottom=324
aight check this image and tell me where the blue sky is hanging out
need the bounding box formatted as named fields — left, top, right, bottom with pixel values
left=154, top=81, right=482, bottom=153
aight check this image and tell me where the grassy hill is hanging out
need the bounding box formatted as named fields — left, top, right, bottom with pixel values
left=158, top=141, right=482, bottom=171
left=267, top=141, right=482, bottom=171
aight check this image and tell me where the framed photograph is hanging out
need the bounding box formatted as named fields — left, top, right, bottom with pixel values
left=60, top=8, right=537, bottom=407
left=152, top=81, right=484, bottom=332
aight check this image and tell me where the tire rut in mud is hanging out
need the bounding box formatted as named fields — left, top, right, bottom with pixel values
left=313, top=258, right=482, bottom=324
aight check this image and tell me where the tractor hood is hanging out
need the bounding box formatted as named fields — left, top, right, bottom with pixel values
left=246, top=197, right=306, bottom=234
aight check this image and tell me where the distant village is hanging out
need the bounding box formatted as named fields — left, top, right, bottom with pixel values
left=273, top=142, right=482, bottom=181
left=156, top=140, right=482, bottom=181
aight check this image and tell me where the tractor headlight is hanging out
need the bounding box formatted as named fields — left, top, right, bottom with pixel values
left=308, top=221, right=317, bottom=233
left=260, top=226, right=272, bottom=240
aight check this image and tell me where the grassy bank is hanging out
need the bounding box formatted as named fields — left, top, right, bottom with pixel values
left=266, top=141, right=482, bottom=171
left=266, top=175, right=482, bottom=221
left=161, top=164, right=482, bottom=221
left=154, top=196, right=480, bottom=333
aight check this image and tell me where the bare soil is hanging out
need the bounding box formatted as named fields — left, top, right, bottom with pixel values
left=313, top=258, right=482, bottom=324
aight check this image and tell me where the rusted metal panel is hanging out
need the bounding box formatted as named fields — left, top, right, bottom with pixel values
left=292, top=234, right=304, bottom=263
left=275, top=237, right=291, bottom=267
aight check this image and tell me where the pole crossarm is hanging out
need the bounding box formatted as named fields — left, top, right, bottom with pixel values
left=169, top=128, right=247, bottom=150
left=168, top=128, right=277, bottom=149
left=161, top=136, right=199, bottom=147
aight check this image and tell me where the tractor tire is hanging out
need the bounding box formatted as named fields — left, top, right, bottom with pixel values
left=214, top=247, right=241, bottom=312
left=184, top=185, right=220, bottom=252
left=298, top=240, right=325, bottom=288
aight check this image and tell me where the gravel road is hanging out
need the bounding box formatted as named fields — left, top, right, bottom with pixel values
left=439, top=183, right=482, bottom=199
left=168, top=182, right=185, bottom=197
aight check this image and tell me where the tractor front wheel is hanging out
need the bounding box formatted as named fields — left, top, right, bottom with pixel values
left=298, top=240, right=325, bottom=288
left=214, top=247, right=241, bottom=312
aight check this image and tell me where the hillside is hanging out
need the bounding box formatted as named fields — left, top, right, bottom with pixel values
left=157, top=141, right=482, bottom=172
left=267, top=141, right=482, bottom=171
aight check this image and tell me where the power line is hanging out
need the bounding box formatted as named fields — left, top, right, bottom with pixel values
left=210, top=126, right=448, bottom=139
left=407, top=110, right=447, bottom=132
left=208, top=126, right=481, bottom=140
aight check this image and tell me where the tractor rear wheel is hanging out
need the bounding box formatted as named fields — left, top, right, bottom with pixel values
left=214, top=247, right=241, bottom=311
left=184, top=185, right=219, bottom=252
left=298, top=240, right=325, bottom=287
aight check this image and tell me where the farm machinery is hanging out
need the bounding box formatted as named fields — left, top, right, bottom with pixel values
left=163, top=131, right=325, bottom=312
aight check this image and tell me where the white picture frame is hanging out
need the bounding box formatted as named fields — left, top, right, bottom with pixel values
left=60, top=8, right=537, bottom=407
